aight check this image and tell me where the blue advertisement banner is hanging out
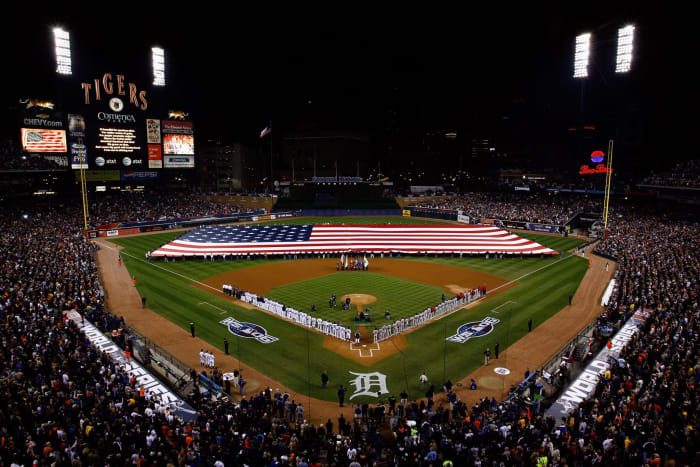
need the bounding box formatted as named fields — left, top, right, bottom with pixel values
left=68, top=114, right=88, bottom=169
left=526, top=223, right=561, bottom=233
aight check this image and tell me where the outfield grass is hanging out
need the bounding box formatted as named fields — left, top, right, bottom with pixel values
left=113, top=219, right=589, bottom=403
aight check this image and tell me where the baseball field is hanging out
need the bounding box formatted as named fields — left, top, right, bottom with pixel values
left=107, top=216, right=589, bottom=407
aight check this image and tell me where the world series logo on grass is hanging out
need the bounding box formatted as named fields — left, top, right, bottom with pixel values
left=220, top=317, right=279, bottom=344
left=446, top=317, right=500, bottom=343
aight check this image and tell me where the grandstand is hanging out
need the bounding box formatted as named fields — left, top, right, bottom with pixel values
left=2, top=9, right=698, bottom=467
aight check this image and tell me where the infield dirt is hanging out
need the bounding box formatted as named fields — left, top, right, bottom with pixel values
left=196, top=258, right=511, bottom=297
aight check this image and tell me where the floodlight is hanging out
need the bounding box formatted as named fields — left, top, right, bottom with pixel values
left=615, top=25, right=635, bottom=73
left=53, top=28, right=72, bottom=75
left=152, top=47, right=165, bottom=86
left=573, top=33, right=591, bottom=78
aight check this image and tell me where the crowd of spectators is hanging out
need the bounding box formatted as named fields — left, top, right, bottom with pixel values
left=0, top=139, right=66, bottom=170
left=1, top=195, right=698, bottom=465
left=89, top=192, right=256, bottom=227
left=642, top=160, right=700, bottom=188
left=413, top=192, right=600, bottom=225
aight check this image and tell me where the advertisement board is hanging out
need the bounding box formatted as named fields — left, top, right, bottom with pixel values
left=526, top=223, right=561, bottom=233
left=21, top=128, right=67, bottom=153
left=163, top=155, right=195, bottom=168
left=68, top=114, right=88, bottom=169
left=146, top=119, right=161, bottom=144
left=63, top=310, right=196, bottom=421
left=22, top=114, right=64, bottom=129
left=73, top=170, right=121, bottom=182
left=121, top=170, right=159, bottom=180
left=163, top=133, right=194, bottom=155
left=457, top=214, right=470, bottom=224
left=501, top=221, right=526, bottom=230
left=162, top=120, right=193, bottom=134
left=148, top=144, right=162, bottom=168
left=546, top=311, right=647, bottom=420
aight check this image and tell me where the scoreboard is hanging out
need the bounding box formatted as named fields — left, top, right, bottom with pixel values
left=22, top=72, right=195, bottom=172
left=78, top=73, right=194, bottom=170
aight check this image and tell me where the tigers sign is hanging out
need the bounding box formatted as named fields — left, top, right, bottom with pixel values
left=80, top=73, right=148, bottom=111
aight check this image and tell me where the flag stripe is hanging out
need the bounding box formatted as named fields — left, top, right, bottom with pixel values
left=152, top=224, right=557, bottom=256
left=22, top=129, right=67, bottom=152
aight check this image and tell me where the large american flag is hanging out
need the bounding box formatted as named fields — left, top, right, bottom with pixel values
left=151, top=224, right=557, bottom=257
left=21, top=129, right=67, bottom=152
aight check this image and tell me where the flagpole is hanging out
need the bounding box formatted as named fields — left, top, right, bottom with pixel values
left=603, top=139, right=614, bottom=237
left=269, top=121, right=273, bottom=194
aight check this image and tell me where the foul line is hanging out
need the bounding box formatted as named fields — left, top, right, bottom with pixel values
left=491, top=300, right=517, bottom=314
left=490, top=253, right=576, bottom=294
left=100, top=242, right=223, bottom=294
left=431, top=253, right=578, bottom=324
left=200, top=301, right=229, bottom=315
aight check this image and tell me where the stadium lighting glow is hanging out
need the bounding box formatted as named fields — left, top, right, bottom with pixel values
left=53, top=28, right=72, bottom=75
left=615, top=25, right=635, bottom=73
left=152, top=47, right=165, bottom=87
left=573, top=33, right=591, bottom=78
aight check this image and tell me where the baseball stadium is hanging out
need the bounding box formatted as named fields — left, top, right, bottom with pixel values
left=1, top=8, right=697, bottom=467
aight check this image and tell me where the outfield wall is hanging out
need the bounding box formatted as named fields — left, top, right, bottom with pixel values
left=295, top=208, right=402, bottom=216
left=406, top=206, right=568, bottom=234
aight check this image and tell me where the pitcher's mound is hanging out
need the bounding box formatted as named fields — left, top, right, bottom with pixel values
left=341, top=294, right=377, bottom=311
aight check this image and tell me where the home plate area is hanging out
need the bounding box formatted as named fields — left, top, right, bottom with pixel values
left=350, top=341, right=381, bottom=357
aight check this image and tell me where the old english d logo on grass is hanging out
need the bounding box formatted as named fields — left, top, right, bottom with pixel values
left=220, top=317, right=279, bottom=344
left=446, top=317, right=500, bottom=343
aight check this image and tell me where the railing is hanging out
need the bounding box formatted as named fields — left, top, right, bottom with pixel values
left=95, top=306, right=194, bottom=394
left=539, top=319, right=599, bottom=383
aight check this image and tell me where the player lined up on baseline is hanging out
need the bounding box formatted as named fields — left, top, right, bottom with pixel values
left=240, top=291, right=352, bottom=341
left=372, top=286, right=487, bottom=343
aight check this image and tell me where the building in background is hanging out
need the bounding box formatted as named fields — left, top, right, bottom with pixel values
left=197, top=141, right=245, bottom=192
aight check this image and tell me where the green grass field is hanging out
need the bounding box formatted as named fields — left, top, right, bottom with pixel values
left=113, top=217, right=588, bottom=403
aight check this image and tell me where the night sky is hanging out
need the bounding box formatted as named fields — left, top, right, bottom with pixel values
left=1, top=6, right=690, bottom=167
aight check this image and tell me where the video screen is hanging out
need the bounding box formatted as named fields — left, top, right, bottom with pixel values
left=95, top=127, right=141, bottom=153
left=21, top=128, right=67, bottom=153
left=163, top=133, right=195, bottom=155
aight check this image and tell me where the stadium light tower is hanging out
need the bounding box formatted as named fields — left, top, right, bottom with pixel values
left=615, top=25, right=635, bottom=73
left=53, top=28, right=72, bottom=75
left=573, top=33, right=591, bottom=78
left=152, top=47, right=165, bottom=86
